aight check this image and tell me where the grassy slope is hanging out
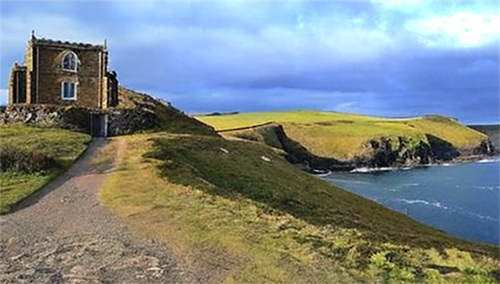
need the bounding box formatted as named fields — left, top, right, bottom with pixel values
left=117, top=86, right=217, bottom=136
left=101, top=133, right=499, bottom=283
left=196, top=111, right=488, bottom=160
left=0, top=124, right=91, bottom=213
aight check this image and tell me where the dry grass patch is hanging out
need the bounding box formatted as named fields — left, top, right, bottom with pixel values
left=91, top=138, right=119, bottom=172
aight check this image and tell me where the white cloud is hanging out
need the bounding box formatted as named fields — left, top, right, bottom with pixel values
left=405, top=13, right=500, bottom=47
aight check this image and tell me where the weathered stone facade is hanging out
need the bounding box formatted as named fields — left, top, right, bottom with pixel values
left=8, top=32, right=118, bottom=109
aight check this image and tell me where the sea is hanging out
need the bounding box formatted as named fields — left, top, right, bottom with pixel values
left=322, top=159, right=500, bottom=245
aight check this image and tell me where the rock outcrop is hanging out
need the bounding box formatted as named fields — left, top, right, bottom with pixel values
left=354, top=136, right=433, bottom=168
left=114, top=87, right=217, bottom=136
left=233, top=123, right=498, bottom=172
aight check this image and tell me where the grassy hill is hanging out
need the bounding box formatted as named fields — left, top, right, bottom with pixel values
left=196, top=110, right=492, bottom=162
left=101, top=132, right=499, bottom=283
left=0, top=124, right=91, bottom=213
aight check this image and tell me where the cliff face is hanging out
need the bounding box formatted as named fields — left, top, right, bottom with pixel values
left=354, top=136, right=433, bottom=168
left=265, top=124, right=352, bottom=170
left=233, top=123, right=498, bottom=171
left=354, top=135, right=497, bottom=168
left=468, top=125, right=500, bottom=149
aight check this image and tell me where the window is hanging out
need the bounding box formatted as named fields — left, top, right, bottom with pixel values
left=62, top=51, right=78, bottom=72
left=61, top=82, right=77, bottom=100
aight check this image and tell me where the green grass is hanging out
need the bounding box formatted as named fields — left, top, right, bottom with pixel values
left=197, top=110, right=386, bottom=130
left=196, top=111, right=488, bottom=160
left=0, top=124, right=91, bottom=213
left=101, top=133, right=499, bottom=283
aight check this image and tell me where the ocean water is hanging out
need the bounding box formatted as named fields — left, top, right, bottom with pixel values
left=322, top=159, right=500, bottom=245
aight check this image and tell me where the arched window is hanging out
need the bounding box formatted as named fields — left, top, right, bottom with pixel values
left=62, top=51, right=78, bottom=72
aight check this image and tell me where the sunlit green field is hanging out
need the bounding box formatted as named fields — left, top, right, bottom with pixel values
left=0, top=124, right=91, bottom=213
left=197, top=110, right=386, bottom=130
left=196, top=111, right=487, bottom=160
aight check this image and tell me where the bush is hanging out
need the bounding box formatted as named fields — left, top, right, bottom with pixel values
left=0, top=147, right=56, bottom=173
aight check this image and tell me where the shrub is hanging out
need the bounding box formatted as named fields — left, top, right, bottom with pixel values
left=0, top=147, right=56, bottom=173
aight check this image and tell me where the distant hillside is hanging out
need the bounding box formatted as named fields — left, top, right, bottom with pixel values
left=196, top=111, right=497, bottom=170
left=468, top=124, right=500, bottom=149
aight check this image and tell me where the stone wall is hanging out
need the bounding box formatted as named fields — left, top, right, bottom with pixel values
left=1, top=87, right=217, bottom=137
left=0, top=104, right=161, bottom=137
left=107, top=108, right=158, bottom=136
left=0, top=105, right=92, bottom=133
left=8, top=64, right=27, bottom=104
left=25, top=42, right=34, bottom=104
left=106, top=71, right=118, bottom=108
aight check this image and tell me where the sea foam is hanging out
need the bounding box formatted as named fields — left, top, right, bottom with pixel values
left=397, top=198, right=449, bottom=210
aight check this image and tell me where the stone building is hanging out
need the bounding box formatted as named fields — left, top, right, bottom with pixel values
left=8, top=32, right=118, bottom=109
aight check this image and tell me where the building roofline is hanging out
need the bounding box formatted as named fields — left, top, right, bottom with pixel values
left=12, top=64, right=27, bottom=70
left=30, top=36, right=106, bottom=51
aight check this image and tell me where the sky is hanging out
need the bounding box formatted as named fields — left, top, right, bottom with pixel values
left=0, top=0, right=499, bottom=124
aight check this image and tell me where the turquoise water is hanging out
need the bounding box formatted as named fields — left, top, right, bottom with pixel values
left=323, top=159, right=500, bottom=245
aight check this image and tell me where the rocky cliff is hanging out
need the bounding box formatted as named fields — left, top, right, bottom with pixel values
left=231, top=123, right=498, bottom=171
left=354, top=134, right=497, bottom=168
left=469, top=125, right=500, bottom=150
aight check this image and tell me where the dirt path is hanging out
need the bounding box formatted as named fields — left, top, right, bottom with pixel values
left=0, top=138, right=196, bottom=284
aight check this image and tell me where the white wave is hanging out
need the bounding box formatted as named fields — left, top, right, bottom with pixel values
left=399, top=199, right=499, bottom=222
left=473, top=185, right=500, bottom=191
left=350, top=167, right=371, bottom=173
left=465, top=211, right=498, bottom=222
left=385, top=188, right=399, bottom=192
left=401, top=183, right=420, bottom=187
left=451, top=205, right=499, bottom=222
left=331, top=179, right=370, bottom=184
left=397, top=198, right=449, bottom=210
left=477, top=158, right=500, bottom=164
left=350, top=167, right=394, bottom=173
left=401, top=167, right=419, bottom=171
left=313, top=172, right=332, bottom=177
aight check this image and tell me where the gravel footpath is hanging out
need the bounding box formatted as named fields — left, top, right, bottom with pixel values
left=0, top=138, right=198, bottom=284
